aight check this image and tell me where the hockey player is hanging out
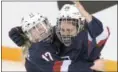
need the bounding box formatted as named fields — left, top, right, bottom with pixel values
left=9, top=12, right=64, bottom=72
left=55, top=1, right=110, bottom=71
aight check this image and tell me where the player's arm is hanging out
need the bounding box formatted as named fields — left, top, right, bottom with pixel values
left=9, top=26, right=31, bottom=57
left=85, top=27, right=110, bottom=71
left=73, top=1, right=104, bottom=38
left=9, top=26, right=27, bottom=46
left=87, top=26, right=110, bottom=61
left=74, top=1, right=110, bottom=60
left=9, top=26, right=31, bottom=46
left=74, top=1, right=92, bottom=23
left=73, top=1, right=111, bottom=71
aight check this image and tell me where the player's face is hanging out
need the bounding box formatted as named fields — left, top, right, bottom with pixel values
left=60, top=20, right=77, bottom=37
left=28, top=23, right=49, bottom=42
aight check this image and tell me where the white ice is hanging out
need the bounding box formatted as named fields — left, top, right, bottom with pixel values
left=2, top=60, right=26, bottom=71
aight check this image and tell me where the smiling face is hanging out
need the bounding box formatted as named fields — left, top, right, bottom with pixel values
left=60, top=20, right=77, bottom=37
left=21, top=13, right=53, bottom=43
left=26, top=22, right=52, bottom=43
left=57, top=19, right=78, bottom=46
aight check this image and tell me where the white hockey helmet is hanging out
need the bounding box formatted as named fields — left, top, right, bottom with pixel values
left=56, top=4, right=85, bottom=46
left=58, top=4, right=85, bottom=21
left=21, top=12, right=52, bottom=42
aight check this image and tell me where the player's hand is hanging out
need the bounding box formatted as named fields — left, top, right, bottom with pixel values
left=90, top=59, right=105, bottom=71
left=9, top=26, right=27, bottom=46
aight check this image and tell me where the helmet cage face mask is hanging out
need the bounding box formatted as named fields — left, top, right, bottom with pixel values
left=21, top=13, right=52, bottom=43
left=56, top=4, right=85, bottom=46
left=56, top=18, right=81, bottom=46
left=26, top=22, right=52, bottom=43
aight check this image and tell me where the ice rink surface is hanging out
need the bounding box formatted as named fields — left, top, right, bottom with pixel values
left=2, top=60, right=26, bottom=71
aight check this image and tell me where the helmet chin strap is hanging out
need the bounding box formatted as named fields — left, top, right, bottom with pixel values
left=56, top=18, right=79, bottom=47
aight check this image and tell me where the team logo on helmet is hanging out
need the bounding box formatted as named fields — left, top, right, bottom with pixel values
left=64, top=6, right=70, bottom=11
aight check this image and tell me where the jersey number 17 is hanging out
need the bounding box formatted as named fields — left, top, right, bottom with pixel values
left=42, top=52, right=54, bottom=61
